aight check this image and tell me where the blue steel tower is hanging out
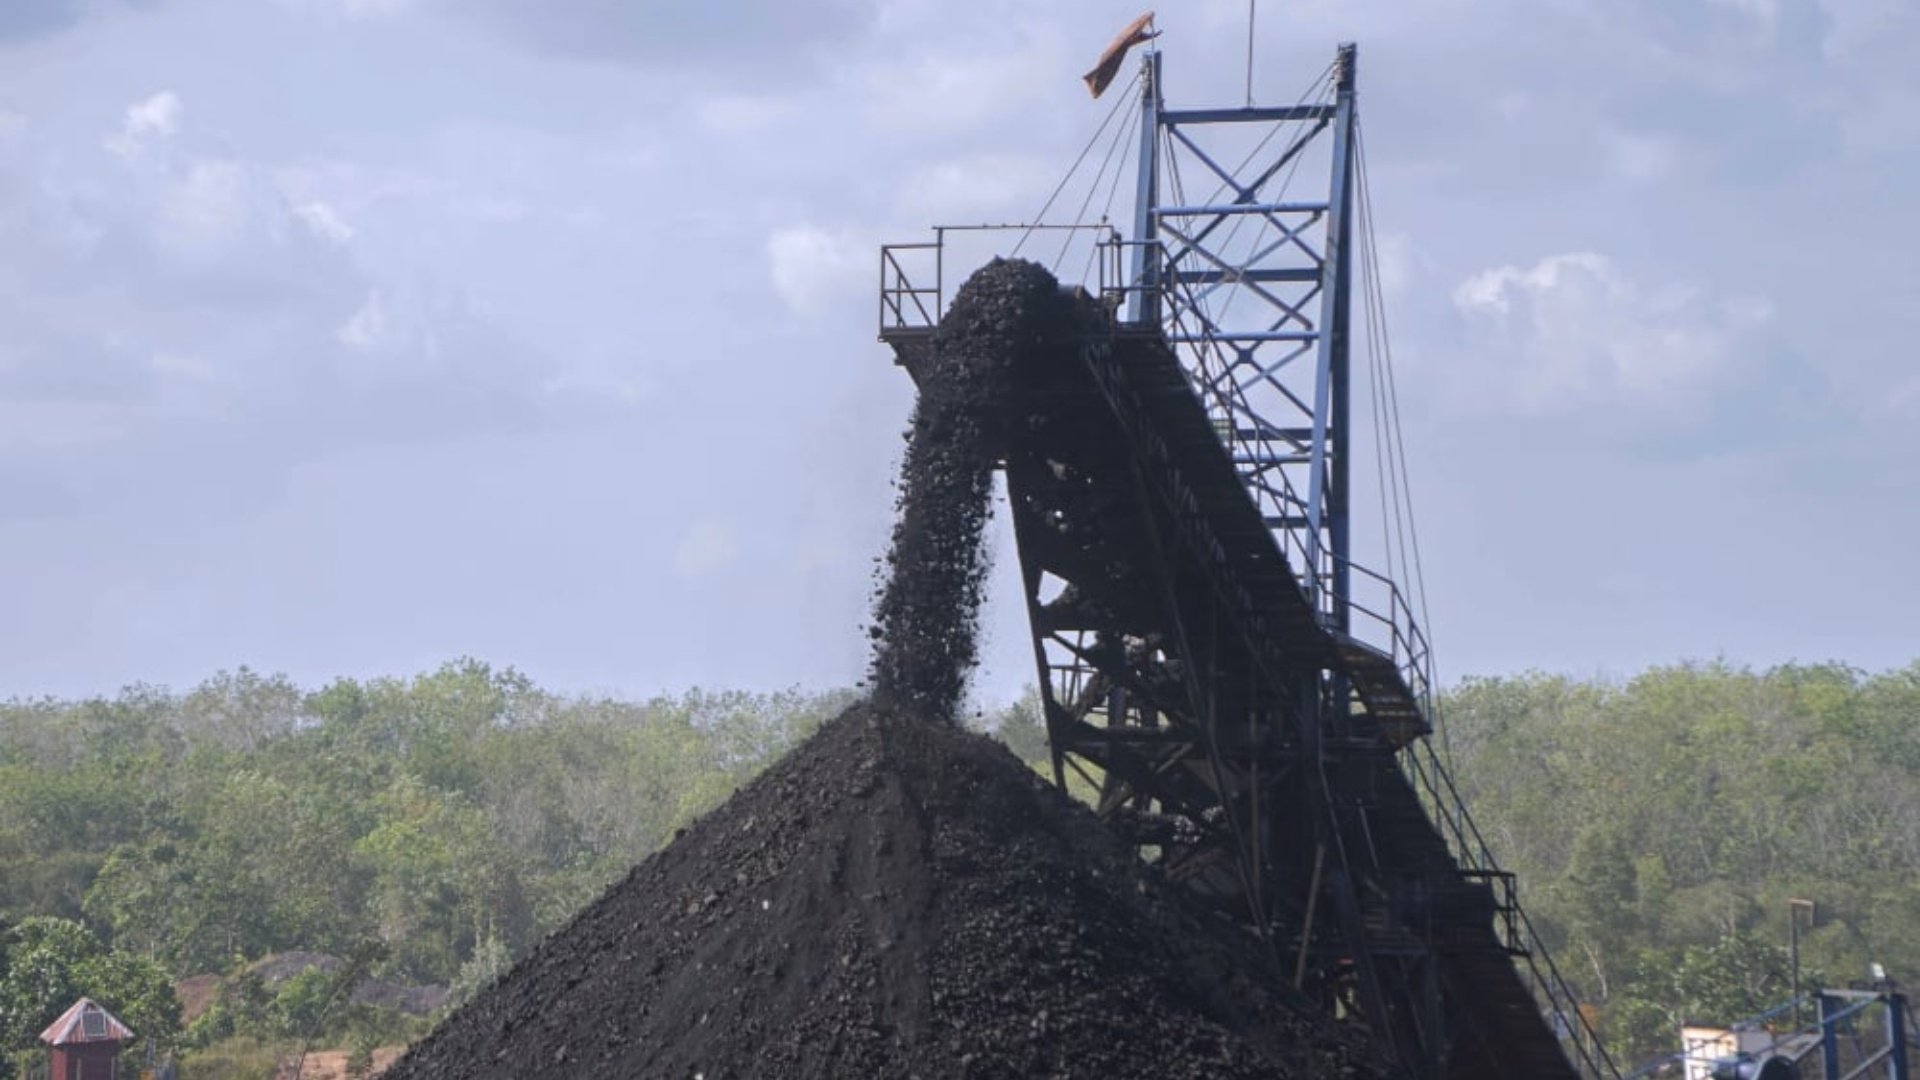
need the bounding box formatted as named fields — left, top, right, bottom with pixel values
left=1131, top=43, right=1373, bottom=683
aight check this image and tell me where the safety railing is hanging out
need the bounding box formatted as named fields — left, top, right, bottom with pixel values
left=1402, top=736, right=1625, bottom=1079
left=879, top=242, right=941, bottom=336
left=1623, top=989, right=1911, bottom=1080
left=880, top=225, right=1128, bottom=340
left=1337, top=553, right=1433, bottom=707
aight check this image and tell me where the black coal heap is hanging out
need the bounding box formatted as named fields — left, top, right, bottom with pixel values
left=381, top=261, right=1386, bottom=1080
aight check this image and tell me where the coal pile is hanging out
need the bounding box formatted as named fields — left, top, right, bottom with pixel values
left=382, top=261, right=1387, bottom=1079
left=384, top=705, right=1381, bottom=1079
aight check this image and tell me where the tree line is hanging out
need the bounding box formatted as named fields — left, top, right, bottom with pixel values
left=1437, top=661, right=1920, bottom=1060
left=0, top=658, right=1914, bottom=1070
left=0, top=661, right=851, bottom=1071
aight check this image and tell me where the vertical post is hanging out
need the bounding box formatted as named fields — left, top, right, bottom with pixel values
left=1330, top=43, right=1356, bottom=637
left=1307, top=43, right=1356, bottom=627
left=1790, top=898, right=1815, bottom=1030
left=1127, top=50, right=1162, bottom=326
left=1889, top=992, right=1908, bottom=1080
left=1819, top=992, right=1842, bottom=1080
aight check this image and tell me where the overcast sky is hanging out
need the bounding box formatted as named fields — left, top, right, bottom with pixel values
left=1, top=0, right=1914, bottom=704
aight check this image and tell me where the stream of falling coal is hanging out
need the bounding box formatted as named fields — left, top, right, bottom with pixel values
left=866, top=259, right=1064, bottom=721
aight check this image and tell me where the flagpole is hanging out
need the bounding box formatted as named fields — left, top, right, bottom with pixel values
left=1245, top=0, right=1256, bottom=105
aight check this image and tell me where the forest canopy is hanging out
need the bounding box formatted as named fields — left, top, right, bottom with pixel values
left=0, top=658, right=1914, bottom=1068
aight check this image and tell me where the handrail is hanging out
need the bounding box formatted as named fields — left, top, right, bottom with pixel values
left=1403, top=738, right=1626, bottom=1078
left=878, top=242, right=941, bottom=335
left=880, top=225, right=1126, bottom=339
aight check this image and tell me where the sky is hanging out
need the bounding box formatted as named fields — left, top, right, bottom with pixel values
left=0, top=0, right=1914, bottom=704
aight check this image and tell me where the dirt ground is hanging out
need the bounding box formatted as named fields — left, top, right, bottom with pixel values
left=277, top=1047, right=405, bottom=1079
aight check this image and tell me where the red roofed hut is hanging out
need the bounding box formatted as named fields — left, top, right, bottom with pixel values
left=38, top=997, right=133, bottom=1080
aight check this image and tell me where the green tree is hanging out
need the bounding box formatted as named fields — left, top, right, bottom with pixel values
left=0, top=918, right=179, bottom=1053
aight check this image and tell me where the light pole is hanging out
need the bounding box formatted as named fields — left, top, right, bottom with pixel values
left=1789, top=898, right=1816, bottom=1028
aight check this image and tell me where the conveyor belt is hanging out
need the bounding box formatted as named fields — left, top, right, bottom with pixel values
left=887, top=300, right=1582, bottom=1079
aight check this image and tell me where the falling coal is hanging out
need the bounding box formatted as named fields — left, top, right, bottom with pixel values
left=866, top=259, right=1065, bottom=721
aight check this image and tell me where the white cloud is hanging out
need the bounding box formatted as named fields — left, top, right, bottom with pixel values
left=1453, top=252, right=1773, bottom=412
left=158, top=160, right=254, bottom=256
left=767, top=225, right=870, bottom=315
left=337, top=291, right=391, bottom=351
left=294, top=201, right=355, bottom=244
left=105, top=91, right=183, bottom=158
left=1371, top=231, right=1423, bottom=298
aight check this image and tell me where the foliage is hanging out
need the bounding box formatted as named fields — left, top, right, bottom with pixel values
left=0, top=662, right=851, bottom=1059
left=1441, top=661, right=1920, bottom=1061
left=446, top=936, right=511, bottom=1012
left=3, top=658, right=1915, bottom=1072
left=0, top=917, right=179, bottom=1056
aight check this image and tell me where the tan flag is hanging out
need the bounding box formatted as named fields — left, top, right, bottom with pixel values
left=1083, top=12, right=1159, bottom=98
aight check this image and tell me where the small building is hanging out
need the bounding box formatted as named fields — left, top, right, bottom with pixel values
left=1680, top=1025, right=1780, bottom=1080
left=38, top=997, right=134, bottom=1080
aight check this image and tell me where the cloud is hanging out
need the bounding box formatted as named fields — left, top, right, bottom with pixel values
left=0, top=0, right=154, bottom=42
left=1452, top=252, right=1773, bottom=414
left=0, top=91, right=581, bottom=523
left=437, top=0, right=883, bottom=82
left=336, top=291, right=390, bottom=351
left=104, top=90, right=182, bottom=158
left=293, top=201, right=355, bottom=244
left=1370, top=231, right=1425, bottom=298
left=767, top=225, right=870, bottom=316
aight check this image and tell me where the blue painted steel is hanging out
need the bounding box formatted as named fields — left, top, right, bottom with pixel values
left=1892, top=992, right=1909, bottom=1079
left=1161, top=104, right=1336, bottom=123
left=1127, top=50, right=1162, bottom=325
left=1134, top=41, right=1359, bottom=635
left=1168, top=331, right=1317, bottom=343
left=1819, top=993, right=1843, bottom=1080
left=1157, top=201, right=1330, bottom=216
left=1320, top=46, right=1356, bottom=632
